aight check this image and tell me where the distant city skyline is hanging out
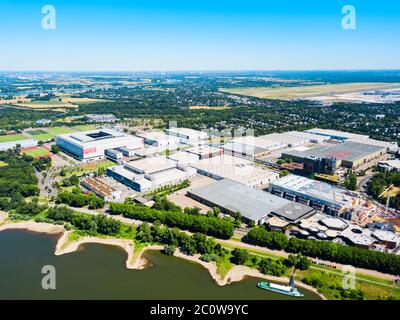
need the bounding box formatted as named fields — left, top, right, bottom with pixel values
left=1, top=0, right=400, bottom=71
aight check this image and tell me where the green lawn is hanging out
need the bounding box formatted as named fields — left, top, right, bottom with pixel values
left=0, top=134, right=29, bottom=143
left=23, top=147, right=51, bottom=157
left=30, top=127, right=75, bottom=141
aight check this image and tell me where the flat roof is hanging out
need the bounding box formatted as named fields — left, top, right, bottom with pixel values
left=166, top=127, right=208, bottom=138
left=186, top=145, right=222, bottom=156
left=232, top=136, right=285, bottom=150
left=136, top=131, right=179, bottom=142
left=379, top=160, right=400, bottom=169
left=272, top=202, right=315, bottom=222
left=320, top=217, right=349, bottom=230
left=188, top=178, right=306, bottom=222
left=194, top=154, right=279, bottom=187
left=271, top=175, right=354, bottom=208
left=167, top=151, right=200, bottom=165
left=58, top=128, right=128, bottom=145
left=125, top=156, right=176, bottom=174
left=283, top=141, right=385, bottom=163
left=305, top=128, right=369, bottom=140
left=372, top=230, right=400, bottom=243
left=223, top=141, right=268, bottom=156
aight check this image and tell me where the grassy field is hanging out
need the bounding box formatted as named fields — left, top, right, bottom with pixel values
left=0, top=134, right=29, bottom=143
left=30, top=127, right=75, bottom=141
left=220, top=82, right=400, bottom=100
left=23, top=147, right=51, bottom=157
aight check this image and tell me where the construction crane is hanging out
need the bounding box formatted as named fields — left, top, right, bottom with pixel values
left=378, top=184, right=394, bottom=214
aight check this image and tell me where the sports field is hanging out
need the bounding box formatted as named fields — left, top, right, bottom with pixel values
left=23, top=147, right=51, bottom=157
left=0, top=134, right=29, bottom=143
left=30, top=127, right=75, bottom=141
left=220, top=82, right=400, bottom=101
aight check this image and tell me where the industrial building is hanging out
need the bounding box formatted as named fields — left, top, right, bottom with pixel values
left=186, top=145, right=223, bottom=159
left=167, top=151, right=200, bottom=166
left=136, top=131, right=180, bottom=148
left=81, top=177, right=121, bottom=201
left=304, top=128, right=369, bottom=141
left=269, top=175, right=358, bottom=216
left=378, top=159, right=400, bottom=172
left=187, top=179, right=315, bottom=224
left=304, top=128, right=398, bottom=153
left=165, top=127, right=208, bottom=145
left=222, top=142, right=270, bottom=160
left=281, top=141, right=386, bottom=174
left=105, top=149, right=123, bottom=160
left=56, top=128, right=144, bottom=162
left=106, top=156, right=196, bottom=192
left=231, top=135, right=285, bottom=152
left=193, top=154, right=280, bottom=188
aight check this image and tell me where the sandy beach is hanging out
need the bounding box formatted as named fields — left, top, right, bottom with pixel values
left=0, top=220, right=326, bottom=299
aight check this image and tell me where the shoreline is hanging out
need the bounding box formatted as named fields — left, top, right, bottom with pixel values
left=0, top=219, right=326, bottom=300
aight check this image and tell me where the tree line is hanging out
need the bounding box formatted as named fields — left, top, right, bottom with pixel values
left=245, top=227, right=400, bottom=275
left=109, top=202, right=234, bottom=239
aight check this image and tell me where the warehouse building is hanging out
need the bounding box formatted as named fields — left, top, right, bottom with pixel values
left=222, top=142, right=270, bottom=160
left=304, top=128, right=369, bottom=141
left=193, top=154, right=280, bottom=188
left=269, top=175, right=357, bottom=216
left=136, top=131, right=180, bottom=148
left=107, top=156, right=195, bottom=192
left=378, top=160, right=400, bottom=172
left=167, top=151, right=200, bottom=166
left=304, top=128, right=398, bottom=153
left=231, top=135, right=285, bottom=151
left=56, top=128, right=144, bottom=162
left=187, top=179, right=315, bottom=224
left=186, top=145, right=223, bottom=159
left=282, top=141, right=386, bottom=174
left=165, top=127, right=208, bottom=145
left=81, top=177, right=121, bottom=201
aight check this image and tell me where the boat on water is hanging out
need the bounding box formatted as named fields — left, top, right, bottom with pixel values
left=257, top=274, right=304, bottom=297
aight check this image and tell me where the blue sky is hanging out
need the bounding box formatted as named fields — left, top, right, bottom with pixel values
left=1, top=0, right=399, bottom=71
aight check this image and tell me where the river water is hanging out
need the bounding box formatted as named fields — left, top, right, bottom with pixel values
left=0, top=230, right=321, bottom=300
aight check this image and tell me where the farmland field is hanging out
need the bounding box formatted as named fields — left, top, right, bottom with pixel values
left=0, top=134, right=29, bottom=143
left=23, top=147, right=51, bottom=157
left=220, top=82, right=400, bottom=101
left=189, top=105, right=230, bottom=110
left=16, top=99, right=75, bottom=109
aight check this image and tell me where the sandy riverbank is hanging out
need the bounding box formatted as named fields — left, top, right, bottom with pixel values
left=0, top=220, right=326, bottom=299
left=173, top=250, right=326, bottom=300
